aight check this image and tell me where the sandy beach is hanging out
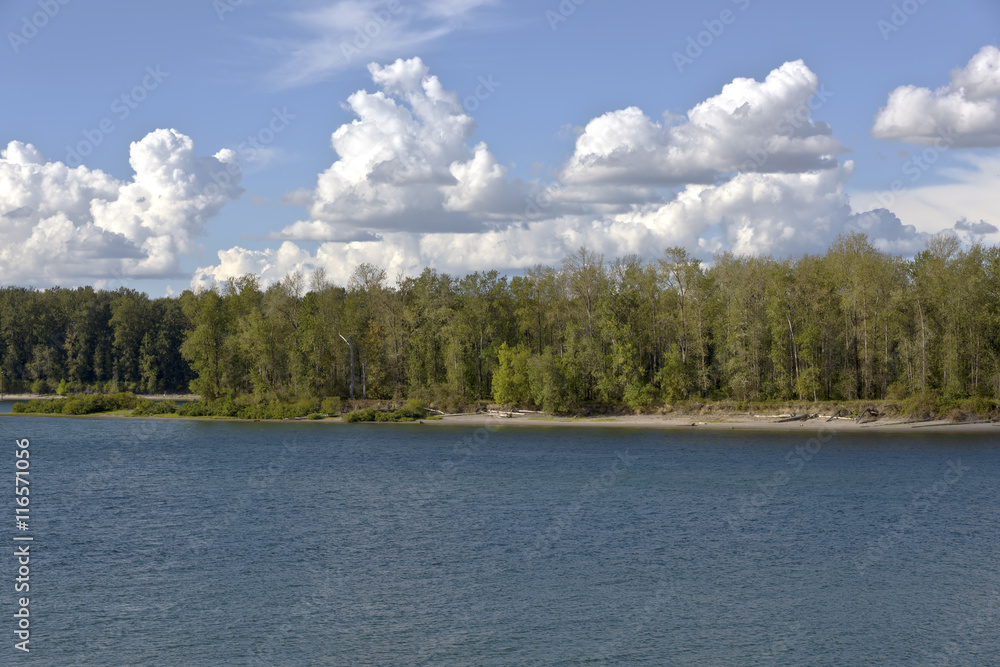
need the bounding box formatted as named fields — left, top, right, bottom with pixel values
left=423, top=412, right=1000, bottom=434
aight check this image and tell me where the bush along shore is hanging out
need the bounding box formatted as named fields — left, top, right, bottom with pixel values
left=6, top=393, right=999, bottom=424
left=7, top=393, right=434, bottom=422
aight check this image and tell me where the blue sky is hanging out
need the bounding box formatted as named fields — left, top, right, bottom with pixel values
left=1, top=0, right=998, bottom=294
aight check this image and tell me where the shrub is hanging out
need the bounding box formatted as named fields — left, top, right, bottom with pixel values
left=344, top=407, right=378, bottom=423
left=11, top=392, right=138, bottom=415
left=398, top=399, right=427, bottom=420
left=178, top=401, right=215, bottom=417
left=132, top=399, right=177, bottom=416
left=321, top=397, right=343, bottom=415
left=343, top=404, right=426, bottom=422
left=961, top=397, right=999, bottom=420
left=623, top=382, right=660, bottom=413
left=176, top=397, right=320, bottom=420
left=12, top=398, right=65, bottom=414
left=403, top=398, right=425, bottom=413
left=60, top=397, right=92, bottom=415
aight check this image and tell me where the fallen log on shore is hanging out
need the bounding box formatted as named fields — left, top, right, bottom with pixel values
left=865, top=417, right=936, bottom=427
left=774, top=413, right=817, bottom=423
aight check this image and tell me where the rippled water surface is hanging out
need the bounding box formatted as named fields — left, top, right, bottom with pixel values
left=1, top=416, right=998, bottom=665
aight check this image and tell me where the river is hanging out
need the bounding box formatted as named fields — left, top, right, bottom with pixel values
left=1, top=416, right=997, bottom=665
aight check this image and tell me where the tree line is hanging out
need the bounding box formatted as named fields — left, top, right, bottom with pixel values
left=2, top=232, right=999, bottom=412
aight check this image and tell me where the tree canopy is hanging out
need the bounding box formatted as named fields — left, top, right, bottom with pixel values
left=2, top=233, right=999, bottom=412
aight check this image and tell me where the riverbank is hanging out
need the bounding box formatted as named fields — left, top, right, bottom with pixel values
left=5, top=409, right=999, bottom=433
left=427, top=412, right=1000, bottom=433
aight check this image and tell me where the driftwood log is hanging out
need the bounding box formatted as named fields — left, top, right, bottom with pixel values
left=856, top=407, right=880, bottom=424
left=775, top=413, right=817, bottom=423
left=827, top=408, right=851, bottom=422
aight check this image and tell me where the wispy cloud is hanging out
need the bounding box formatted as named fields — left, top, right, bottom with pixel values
left=263, top=0, right=498, bottom=88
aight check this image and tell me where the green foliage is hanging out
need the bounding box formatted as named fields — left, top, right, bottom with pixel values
left=132, top=398, right=177, bottom=416
left=12, top=392, right=139, bottom=415
left=658, top=345, right=688, bottom=404
left=343, top=407, right=378, bottom=423
left=177, top=401, right=216, bottom=417
left=321, top=397, right=344, bottom=415
left=64, top=393, right=139, bottom=414
left=402, top=398, right=426, bottom=413
left=175, top=396, right=319, bottom=420
left=11, top=398, right=65, bottom=414
left=4, top=237, right=1000, bottom=417
left=492, top=342, right=531, bottom=406
left=343, top=404, right=427, bottom=422
left=526, top=347, right=569, bottom=413
left=623, top=382, right=660, bottom=412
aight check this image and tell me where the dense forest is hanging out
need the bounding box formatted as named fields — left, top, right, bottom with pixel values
left=2, top=232, right=1000, bottom=413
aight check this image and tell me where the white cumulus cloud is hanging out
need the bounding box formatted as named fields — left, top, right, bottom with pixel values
left=0, top=129, right=242, bottom=286
left=560, top=60, right=843, bottom=191
left=274, top=57, right=533, bottom=240
left=872, top=45, right=1000, bottom=147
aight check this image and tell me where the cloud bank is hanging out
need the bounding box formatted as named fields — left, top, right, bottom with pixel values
left=193, top=56, right=931, bottom=290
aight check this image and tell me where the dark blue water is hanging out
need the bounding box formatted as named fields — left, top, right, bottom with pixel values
left=0, top=417, right=997, bottom=665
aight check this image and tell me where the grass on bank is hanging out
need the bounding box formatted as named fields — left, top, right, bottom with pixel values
left=12, top=392, right=143, bottom=416
left=9, top=393, right=430, bottom=422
